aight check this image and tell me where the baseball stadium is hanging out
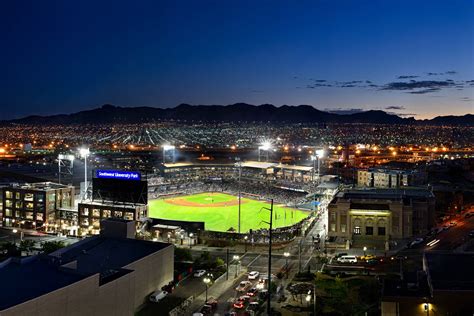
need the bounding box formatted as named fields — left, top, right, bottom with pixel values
left=148, top=192, right=310, bottom=233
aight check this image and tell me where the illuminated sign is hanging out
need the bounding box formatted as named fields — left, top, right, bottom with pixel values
left=96, top=170, right=141, bottom=181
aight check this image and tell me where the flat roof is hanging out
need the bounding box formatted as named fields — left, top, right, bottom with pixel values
left=5, top=181, right=72, bottom=191
left=241, top=161, right=276, bottom=169
left=424, top=252, right=474, bottom=292
left=0, top=236, right=170, bottom=310
left=336, top=188, right=434, bottom=200
left=274, top=163, right=313, bottom=172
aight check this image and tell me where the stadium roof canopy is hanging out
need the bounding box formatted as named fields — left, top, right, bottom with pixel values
left=241, top=161, right=277, bottom=169
left=274, top=163, right=313, bottom=172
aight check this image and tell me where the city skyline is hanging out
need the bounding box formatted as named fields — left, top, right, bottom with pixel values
left=1, top=0, right=473, bottom=120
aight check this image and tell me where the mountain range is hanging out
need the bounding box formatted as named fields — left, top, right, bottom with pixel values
left=2, top=103, right=473, bottom=126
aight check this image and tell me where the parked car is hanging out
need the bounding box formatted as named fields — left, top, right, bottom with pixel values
left=149, top=290, right=168, bottom=303
left=449, top=221, right=457, bottom=227
left=194, top=269, right=206, bottom=277
left=408, top=237, right=424, bottom=248
left=200, top=305, right=213, bottom=315
left=360, top=254, right=376, bottom=261
left=337, top=255, right=357, bottom=263
left=205, top=297, right=218, bottom=309
left=248, top=271, right=260, bottom=280
left=235, top=281, right=252, bottom=292
left=366, top=258, right=379, bottom=265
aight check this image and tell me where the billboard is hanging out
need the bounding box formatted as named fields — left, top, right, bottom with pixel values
left=96, top=170, right=141, bottom=181
left=92, top=171, right=147, bottom=204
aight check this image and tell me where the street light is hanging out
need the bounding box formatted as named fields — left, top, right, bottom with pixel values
left=203, top=277, right=211, bottom=302
left=233, top=255, right=240, bottom=277
left=284, top=251, right=290, bottom=268
left=189, top=232, right=194, bottom=248
left=363, top=246, right=367, bottom=257
left=79, top=147, right=90, bottom=199
left=244, top=235, right=248, bottom=252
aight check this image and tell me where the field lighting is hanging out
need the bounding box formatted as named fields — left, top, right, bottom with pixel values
left=312, top=149, right=325, bottom=182
left=258, top=141, right=272, bottom=161
left=79, top=147, right=90, bottom=199
left=162, top=144, right=176, bottom=163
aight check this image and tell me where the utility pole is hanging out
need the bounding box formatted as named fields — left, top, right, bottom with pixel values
left=226, top=248, right=230, bottom=281
left=262, top=199, right=273, bottom=315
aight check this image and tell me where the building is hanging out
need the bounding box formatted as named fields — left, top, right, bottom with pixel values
left=357, top=167, right=425, bottom=188
left=382, top=252, right=474, bottom=315
left=78, top=201, right=147, bottom=235
left=0, top=219, right=174, bottom=316
left=327, top=188, right=435, bottom=249
left=1, top=182, right=74, bottom=230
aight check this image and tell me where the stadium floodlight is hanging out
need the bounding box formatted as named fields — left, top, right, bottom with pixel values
left=258, top=141, right=272, bottom=161
left=79, top=147, right=90, bottom=200
left=315, top=149, right=324, bottom=158
left=162, top=144, right=176, bottom=163
left=162, top=144, right=175, bottom=151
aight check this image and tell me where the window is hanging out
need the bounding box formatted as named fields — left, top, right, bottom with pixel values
left=25, top=212, right=34, bottom=220
left=24, top=193, right=34, bottom=201
left=330, top=223, right=336, bottom=232
left=113, top=211, right=123, bottom=218
left=378, top=227, right=386, bottom=236
left=5, top=200, right=12, bottom=208
left=15, top=192, right=20, bottom=199
left=36, top=213, right=44, bottom=221
left=5, top=208, right=12, bottom=217
left=103, top=210, right=111, bottom=218
left=35, top=193, right=44, bottom=202
left=330, top=212, right=336, bottom=221
left=366, top=226, right=373, bottom=235
left=124, top=212, right=134, bottom=220
left=15, top=201, right=22, bottom=209
left=81, top=208, right=89, bottom=216
left=353, top=226, right=361, bottom=235
left=92, top=209, right=101, bottom=217
left=5, top=191, right=12, bottom=199
left=341, top=224, right=346, bottom=233
left=25, top=202, right=34, bottom=210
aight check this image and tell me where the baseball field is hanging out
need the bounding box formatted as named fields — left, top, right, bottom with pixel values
left=148, top=192, right=310, bottom=232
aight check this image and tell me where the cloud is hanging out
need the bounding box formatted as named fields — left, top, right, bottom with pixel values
left=251, top=90, right=264, bottom=93
left=397, top=75, right=419, bottom=79
left=445, top=70, right=457, bottom=75
left=407, top=88, right=441, bottom=94
left=460, top=97, right=472, bottom=102
left=385, top=106, right=405, bottom=110
left=427, top=72, right=443, bottom=76
left=426, top=71, right=457, bottom=76
left=380, top=80, right=455, bottom=93
left=313, top=79, right=327, bottom=82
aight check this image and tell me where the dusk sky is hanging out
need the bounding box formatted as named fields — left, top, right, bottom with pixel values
left=1, top=0, right=473, bottom=120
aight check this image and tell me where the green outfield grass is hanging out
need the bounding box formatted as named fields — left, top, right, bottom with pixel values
left=148, top=192, right=310, bottom=232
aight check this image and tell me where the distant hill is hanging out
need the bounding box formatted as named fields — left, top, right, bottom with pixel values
left=1, top=103, right=472, bottom=126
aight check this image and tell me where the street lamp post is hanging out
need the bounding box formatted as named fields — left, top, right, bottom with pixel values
left=284, top=251, right=290, bottom=268
left=233, top=255, right=240, bottom=278
left=363, top=246, right=367, bottom=257
left=203, top=277, right=211, bottom=302
left=244, top=235, right=248, bottom=252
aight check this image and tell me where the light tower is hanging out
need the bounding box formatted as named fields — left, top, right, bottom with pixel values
left=162, top=144, right=175, bottom=164
left=258, top=141, right=271, bottom=162
left=79, top=148, right=90, bottom=200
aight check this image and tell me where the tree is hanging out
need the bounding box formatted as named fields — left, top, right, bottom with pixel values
left=1, top=242, right=20, bottom=257
left=41, top=240, right=66, bottom=254
left=19, top=240, right=35, bottom=255
left=175, top=247, right=193, bottom=262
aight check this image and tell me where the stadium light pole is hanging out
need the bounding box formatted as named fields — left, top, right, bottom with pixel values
left=236, top=158, right=242, bottom=233
left=258, top=142, right=271, bottom=162
left=162, top=144, right=175, bottom=164
left=315, top=149, right=324, bottom=182
left=79, top=148, right=90, bottom=199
